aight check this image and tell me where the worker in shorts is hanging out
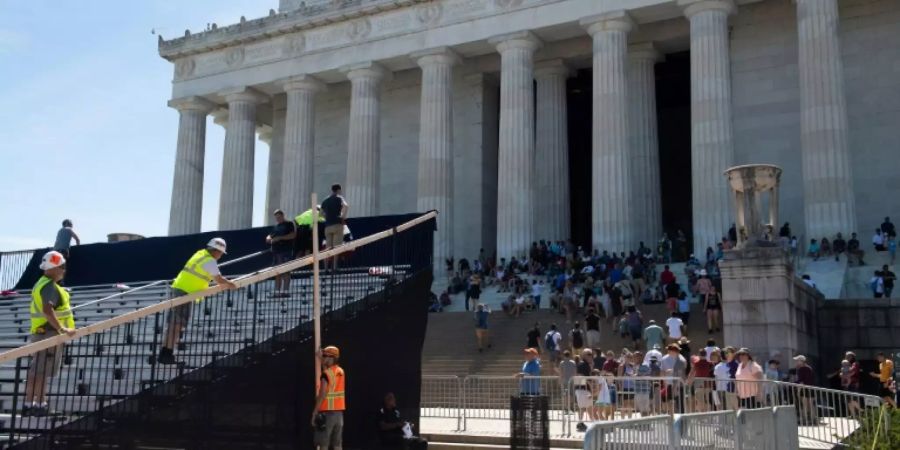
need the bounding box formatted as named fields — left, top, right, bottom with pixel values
left=24, top=251, right=76, bottom=417
left=313, top=346, right=346, bottom=450
left=157, top=238, right=237, bottom=365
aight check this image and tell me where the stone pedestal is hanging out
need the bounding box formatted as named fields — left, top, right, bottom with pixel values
left=582, top=11, right=635, bottom=253
left=719, top=247, right=822, bottom=366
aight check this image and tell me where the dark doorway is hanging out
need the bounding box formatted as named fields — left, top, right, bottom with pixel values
left=567, top=69, right=592, bottom=249
left=656, top=51, right=693, bottom=247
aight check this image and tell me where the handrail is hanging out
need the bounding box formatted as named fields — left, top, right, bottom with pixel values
left=0, top=211, right=437, bottom=364
left=70, top=249, right=269, bottom=311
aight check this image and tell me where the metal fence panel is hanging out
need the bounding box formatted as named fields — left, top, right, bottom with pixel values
left=420, top=375, right=463, bottom=431
left=584, top=415, right=674, bottom=450
left=736, top=408, right=777, bottom=450
left=773, top=406, right=799, bottom=450
left=674, top=410, right=737, bottom=449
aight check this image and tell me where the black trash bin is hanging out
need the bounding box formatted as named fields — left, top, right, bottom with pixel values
left=510, top=395, right=550, bottom=450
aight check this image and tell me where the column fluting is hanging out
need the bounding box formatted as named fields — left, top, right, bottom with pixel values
left=218, top=87, right=267, bottom=230
left=489, top=32, right=541, bottom=260
left=582, top=12, right=635, bottom=253
left=796, top=0, right=856, bottom=238
left=534, top=59, right=571, bottom=243
left=168, top=96, right=215, bottom=236
left=282, top=75, right=325, bottom=217
left=344, top=63, right=389, bottom=217
left=628, top=43, right=663, bottom=248
left=414, top=48, right=459, bottom=265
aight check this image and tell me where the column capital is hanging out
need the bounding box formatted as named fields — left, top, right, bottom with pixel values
left=168, top=96, right=216, bottom=113
left=282, top=74, right=327, bottom=93
left=257, top=124, right=273, bottom=145
left=488, top=31, right=543, bottom=53
left=580, top=10, right=635, bottom=35
left=534, top=59, right=571, bottom=79
left=628, top=42, right=662, bottom=62
left=342, top=61, right=392, bottom=83
left=676, top=0, right=736, bottom=18
left=411, top=47, right=462, bottom=68
left=220, top=86, right=269, bottom=104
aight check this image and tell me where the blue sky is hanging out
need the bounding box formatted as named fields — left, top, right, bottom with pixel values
left=0, top=1, right=278, bottom=250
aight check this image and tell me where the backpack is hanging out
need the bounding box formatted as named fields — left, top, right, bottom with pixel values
left=571, top=329, right=583, bottom=349
left=545, top=331, right=558, bottom=351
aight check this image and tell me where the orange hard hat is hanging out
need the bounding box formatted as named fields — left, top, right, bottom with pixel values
left=323, top=346, right=340, bottom=358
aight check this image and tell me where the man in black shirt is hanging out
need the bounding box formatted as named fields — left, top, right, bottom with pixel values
left=585, top=309, right=601, bottom=349
left=881, top=217, right=896, bottom=238
left=832, top=233, right=847, bottom=262
left=848, top=233, right=865, bottom=266
left=377, top=392, right=428, bottom=449
left=266, top=210, right=296, bottom=297
left=321, top=184, right=349, bottom=270
left=882, top=265, right=896, bottom=298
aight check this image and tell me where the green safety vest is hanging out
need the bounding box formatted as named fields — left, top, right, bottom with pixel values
left=295, top=209, right=324, bottom=226
left=30, top=276, right=74, bottom=334
left=172, top=249, right=216, bottom=295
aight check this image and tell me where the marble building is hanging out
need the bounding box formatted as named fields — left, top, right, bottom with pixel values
left=159, top=0, right=900, bottom=264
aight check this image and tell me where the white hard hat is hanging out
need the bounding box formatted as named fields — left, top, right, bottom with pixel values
left=39, top=251, right=67, bottom=270
left=207, top=237, right=227, bottom=254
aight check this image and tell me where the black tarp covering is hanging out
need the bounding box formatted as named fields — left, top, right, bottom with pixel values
left=15, top=213, right=430, bottom=290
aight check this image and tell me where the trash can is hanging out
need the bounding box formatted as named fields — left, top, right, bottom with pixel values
left=510, top=395, right=550, bottom=450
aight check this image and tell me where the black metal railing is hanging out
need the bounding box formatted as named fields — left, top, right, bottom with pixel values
left=0, top=250, right=40, bottom=292
left=0, top=212, right=435, bottom=449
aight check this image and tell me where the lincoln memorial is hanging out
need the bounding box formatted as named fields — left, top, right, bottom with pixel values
left=158, top=0, right=900, bottom=265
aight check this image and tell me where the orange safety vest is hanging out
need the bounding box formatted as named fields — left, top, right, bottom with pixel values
left=318, top=365, right=346, bottom=412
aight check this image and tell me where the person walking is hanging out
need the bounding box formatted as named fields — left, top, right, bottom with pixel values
left=321, top=184, right=349, bottom=270
left=157, top=238, right=237, bottom=365
left=267, top=209, right=296, bottom=298
left=870, top=352, right=896, bottom=407
left=313, top=346, right=346, bottom=450
left=734, top=348, right=763, bottom=409
left=474, top=304, right=491, bottom=352
left=642, top=320, right=665, bottom=352
left=793, top=355, right=818, bottom=424
left=544, top=324, right=562, bottom=364
left=53, top=219, right=81, bottom=259
left=703, top=285, right=722, bottom=333
left=23, top=251, right=76, bottom=417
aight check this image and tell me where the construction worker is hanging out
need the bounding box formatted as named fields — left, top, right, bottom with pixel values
left=24, top=250, right=76, bottom=417
left=313, top=345, right=345, bottom=450
left=157, top=238, right=237, bottom=365
left=295, top=206, right=324, bottom=257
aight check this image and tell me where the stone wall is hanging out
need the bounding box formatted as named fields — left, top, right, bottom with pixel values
left=818, top=298, right=900, bottom=365
left=719, top=247, right=822, bottom=365
left=730, top=0, right=900, bottom=238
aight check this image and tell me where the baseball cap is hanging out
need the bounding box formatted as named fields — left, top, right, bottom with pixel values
left=793, top=355, right=807, bottom=362
left=207, top=237, right=227, bottom=254
left=39, top=251, right=66, bottom=270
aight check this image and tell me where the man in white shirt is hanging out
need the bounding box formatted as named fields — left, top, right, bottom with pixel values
left=665, top=312, right=685, bottom=342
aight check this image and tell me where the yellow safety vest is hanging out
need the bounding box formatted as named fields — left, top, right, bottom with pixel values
left=30, top=276, right=74, bottom=334
left=295, top=209, right=324, bottom=226
left=171, top=249, right=216, bottom=295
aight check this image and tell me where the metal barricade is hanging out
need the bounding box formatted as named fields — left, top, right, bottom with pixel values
left=583, top=415, right=675, bottom=450
left=569, top=376, right=689, bottom=422
left=464, top=375, right=569, bottom=436
left=674, top=410, right=737, bottom=449
left=736, top=408, right=777, bottom=450
left=421, top=375, right=463, bottom=431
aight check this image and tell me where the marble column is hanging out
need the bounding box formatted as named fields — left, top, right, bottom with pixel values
left=678, top=0, right=736, bottom=257
left=167, top=96, right=215, bottom=236
left=628, top=43, right=663, bottom=248
left=489, top=31, right=541, bottom=260
left=218, top=87, right=267, bottom=230
left=534, top=59, right=571, bottom=242
left=264, top=98, right=286, bottom=224
left=581, top=12, right=634, bottom=253
left=282, top=75, right=326, bottom=217
left=796, top=0, right=856, bottom=238
left=413, top=48, right=459, bottom=265
left=343, top=62, right=389, bottom=217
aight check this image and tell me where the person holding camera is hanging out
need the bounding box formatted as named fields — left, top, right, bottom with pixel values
left=377, top=392, right=428, bottom=449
